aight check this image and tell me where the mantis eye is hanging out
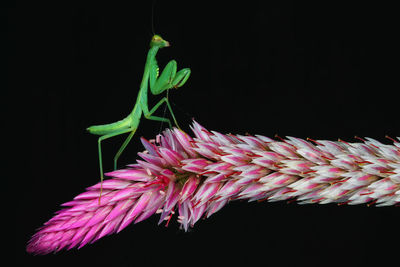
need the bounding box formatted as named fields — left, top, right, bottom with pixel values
left=152, top=35, right=162, bottom=42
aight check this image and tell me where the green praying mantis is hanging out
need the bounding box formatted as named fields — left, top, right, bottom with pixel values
left=87, top=35, right=191, bottom=199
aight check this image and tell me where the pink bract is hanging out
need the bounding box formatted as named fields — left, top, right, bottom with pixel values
left=27, top=121, right=400, bottom=254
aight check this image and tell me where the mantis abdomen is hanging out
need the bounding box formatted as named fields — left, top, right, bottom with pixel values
left=87, top=116, right=136, bottom=136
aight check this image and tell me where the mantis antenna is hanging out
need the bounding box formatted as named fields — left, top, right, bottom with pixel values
left=151, top=0, right=156, bottom=35
left=151, top=0, right=169, bottom=134
left=87, top=34, right=191, bottom=203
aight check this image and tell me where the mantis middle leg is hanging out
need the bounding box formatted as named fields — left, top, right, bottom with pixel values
left=143, top=97, right=180, bottom=129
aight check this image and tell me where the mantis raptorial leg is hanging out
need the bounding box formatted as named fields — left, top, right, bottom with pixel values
left=87, top=35, right=191, bottom=202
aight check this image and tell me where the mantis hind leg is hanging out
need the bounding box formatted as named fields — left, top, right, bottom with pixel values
left=113, top=128, right=137, bottom=170
left=97, top=127, right=135, bottom=203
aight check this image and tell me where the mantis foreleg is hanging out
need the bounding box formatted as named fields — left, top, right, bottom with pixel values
left=150, top=60, right=177, bottom=94
left=150, top=60, right=191, bottom=94
left=172, top=68, right=191, bottom=88
left=146, top=59, right=190, bottom=129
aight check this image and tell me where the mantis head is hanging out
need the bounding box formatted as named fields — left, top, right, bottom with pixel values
left=150, top=35, right=170, bottom=48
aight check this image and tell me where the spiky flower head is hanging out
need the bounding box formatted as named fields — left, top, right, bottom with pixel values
left=27, top=121, right=399, bottom=254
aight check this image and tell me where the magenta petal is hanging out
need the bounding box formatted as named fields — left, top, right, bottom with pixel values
left=105, top=169, right=152, bottom=182
left=55, top=229, right=76, bottom=251
left=190, top=121, right=212, bottom=141
left=164, top=183, right=180, bottom=212
left=205, top=162, right=234, bottom=174
left=74, top=190, right=111, bottom=200
left=138, top=152, right=166, bottom=167
left=179, top=175, right=200, bottom=203
left=173, top=128, right=197, bottom=157
left=210, top=130, right=236, bottom=146
left=69, top=212, right=95, bottom=229
left=240, top=165, right=268, bottom=179
left=117, top=192, right=152, bottom=233
left=85, top=206, right=112, bottom=227
left=239, top=183, right=264, bottom=198
left=178, top=201, right=191, bottom=231
left=190, top=203, right=207, bottom=225
left=104, top=198, right=135, bottom=223
left=108, top=186, right=140, bottom=202
left=158, top=182, right=180, bottom=224
left=220, top=154, right=248, bottom=166
left=204, top=173, right=227, bottom=183
left=140, top=137, right=159, bottom=156
left=135, top=192, right=164, bottom=223
left=193, top=142, right=221, bottom=159
left=76, top=225, right=101, bottom=249
left=181, top=158, right=211, bottom=173
left=193, top=182, right=220, bottom=205
left=136, top=160, right=164, bottom=175
left=159, top=168, right=175, bottom=180
left=88, top=179, right=131, bottom=190
left=159, top=147, right=184, bottom=166
left=206, top=199, right=228, bottom=218
left=68, top=227, right=90, bottom=249
left=94, top=214, right=124, bottom=242
left=216, top=180, right=241, bottom=200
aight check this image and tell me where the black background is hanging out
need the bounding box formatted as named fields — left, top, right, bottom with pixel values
left=7, top=1, right=399, bottom=266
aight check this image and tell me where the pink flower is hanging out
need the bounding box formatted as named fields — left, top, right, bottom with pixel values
left=27, top=121, right=400, bottom=254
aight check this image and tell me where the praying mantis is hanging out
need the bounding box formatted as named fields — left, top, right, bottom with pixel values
left=87, top=35, right=191, bottom=198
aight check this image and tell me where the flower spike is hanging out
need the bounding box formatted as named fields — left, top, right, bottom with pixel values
left=27, top=121, right=399, bottom=254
